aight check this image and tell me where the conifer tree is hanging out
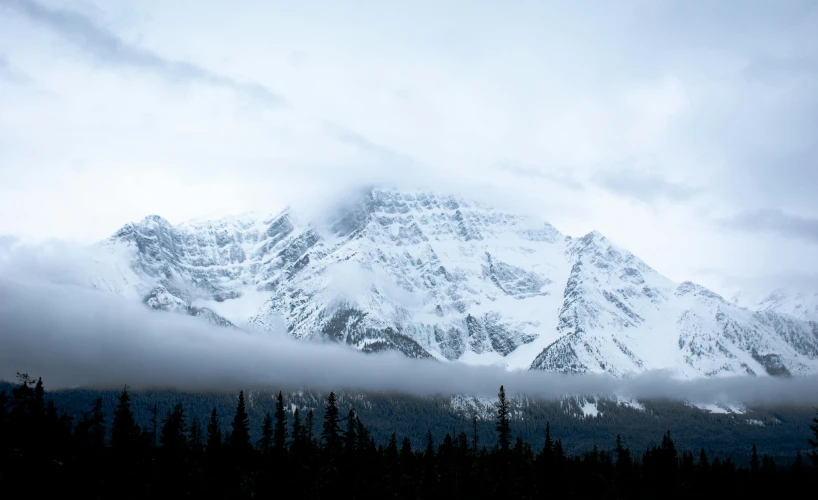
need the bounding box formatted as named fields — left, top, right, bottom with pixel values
left=189, top=417, right=203, bottom=455
left=400, top=436, right=413, bottom=462
left=386, top=432, right=399, bottom=462
left=206, top=408, right=222, bottom=457
left=33, top=377, right=45, bottom=419
left=808, top=408, right=818, bottom=467
left=111, top=385, right=140, bottom=456
left=305, top=409, right=315, bottom=446
left=228, top=390, right=251, bottom=456
left=11, top=373, right=34, bottom=419
left=495, top=385, right=511, bottom=452
left=291, top=407, right=302, bottom=449
left=258, top=413, right=273, bottom=454
left=697, top=448, right=709, bottom=473
left=355, top=416, right=370, bottom=453
left=543, top=423, right=554, bottom=458
left=273, top=391, right=288, bottom=453
left=471, top=415, right=479, bottom=453
left=425, top=431, right=435, bottom=459
left=344, top=408, right=358, bottom=453
left=160, top=403, right=189, bottom=456
left=75, top=398, right=106, bottom=451
left=150, top=403, right=159, bottom=448
left=321, top=392, right=341, bottom=454
left=750, top=444, right=760, bottom=474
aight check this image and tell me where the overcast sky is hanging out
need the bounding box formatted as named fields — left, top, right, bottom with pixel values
left=1, top=0, right=817, bottom=300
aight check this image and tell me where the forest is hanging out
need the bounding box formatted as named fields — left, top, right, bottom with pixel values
left=1, top=373, right=817, bottom=499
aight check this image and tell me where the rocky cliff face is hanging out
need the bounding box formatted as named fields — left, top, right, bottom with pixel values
left=88, top=188, right=818, bottom=378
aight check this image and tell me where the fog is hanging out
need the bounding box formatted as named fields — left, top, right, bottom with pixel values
left=1, top=275, right=817, bottom=407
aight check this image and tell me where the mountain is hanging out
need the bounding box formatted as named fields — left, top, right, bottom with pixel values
left=85, top=188, right=818, bottom=378
left=756, top=289, right=818, bottom=323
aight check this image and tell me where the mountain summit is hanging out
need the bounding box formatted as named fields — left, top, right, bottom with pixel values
left=89, top=188, right=818, bottom=378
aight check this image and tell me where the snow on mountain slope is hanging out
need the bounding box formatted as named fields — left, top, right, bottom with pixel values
left=756, top=289, right=818, bottom=323
left=82, top=188, right=818, bottom=378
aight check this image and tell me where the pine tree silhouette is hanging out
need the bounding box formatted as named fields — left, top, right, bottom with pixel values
left=111, top=386, right=140, bottom=456
left=321, top=392, right=341, bottom=454
left=228, top=390, right=251, bottom=457
left=344, top=408, right=358, bottom=454
left=258, top=413, right=273, bottom=454
left=495, top=385, right=511, bottom=453
left=808, top=408, right=818, bottom=467
left=273, top=391, right=288, bottom=454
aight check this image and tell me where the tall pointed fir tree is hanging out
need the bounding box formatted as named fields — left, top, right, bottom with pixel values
left=273, top=391, right=288, bottom=455
left=344, top=409, right=358, bottom=454
left=472, top=415, right=479, bottom=453
left=321, top=392, right=342, bottom=455
left=160, top=403, right=189, bottom=456
left=495, top=385, right=511, bottom=453
left=305, top=409, right=315, bottom=446
left=228, top=390, right=251, bottom=458
left=291, top=407, right=303, bottom=450
left=206, top=408, right=222, bottom=459
left=190, top=417, right=204, bottom=456
left=808, top=408, right=818, bottom=468
left=258, top=413, right=273, bottom=454
left=111, top=385, right=141, bottom=457
left=150, top=403, right=159, bottom=448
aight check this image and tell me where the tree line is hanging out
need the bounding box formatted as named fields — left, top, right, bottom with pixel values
left=1, top=374, right=817, bottom=499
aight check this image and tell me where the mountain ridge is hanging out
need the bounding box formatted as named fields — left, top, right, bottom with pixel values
left=83, top=188, right=818, bottom=378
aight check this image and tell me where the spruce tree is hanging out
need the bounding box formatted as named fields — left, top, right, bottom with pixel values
left=150, top=403, right=159, bottom=448
left=344, top=408, right=358, bottom=454
left=273, top=391, right=288, bottom=453
left=206, top=407, right=222, bottom=457
left=355, top=416, right=370, bottom=453
left=305, top=409, right=315, bottom=446
left=189, top=417, right=203, bottom=455
left=291, top=407, right=302, bottom=449
left=400, top=436, right=413, bottom=463
left=321, top=392, right=341, bottom=454
left=750, top=443, right=760, bottom=474
left=111, top=385, right=140, bottom=456
left=258, top=413, right=273, bottom=453
left=33, top=377, right=45, bottom=419
left=471, top=415, right=479, bottom=453
left=544, top=423, right=554, bottom=459
left=808, top=408, right=818, bottom=467
left=228, top=390, right=251, bottom=456
left=386, top=433, right=399, bottom=462
left=160, top=403, right=189, bottom=456
left=75, top=398, right=106, bottom=451
left=495, top=385, right=511, bottom=452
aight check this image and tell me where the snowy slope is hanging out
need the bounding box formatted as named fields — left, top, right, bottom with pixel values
left=80, top=188, right=818, bottom=378
left=755, top=289, right=818, bottom=323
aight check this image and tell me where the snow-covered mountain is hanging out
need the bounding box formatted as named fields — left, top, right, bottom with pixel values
left=84, top=188, right=818, bottom=378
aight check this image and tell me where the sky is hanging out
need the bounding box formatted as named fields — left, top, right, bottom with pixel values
left=1, top=0, right=817, bottom=300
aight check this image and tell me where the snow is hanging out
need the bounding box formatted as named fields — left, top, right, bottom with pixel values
left=61, top=186, right=818, bottom=381
left=690, top=402, right=747, bottom=415
left=580, top=400, right=599, bottom=417
left=191, top=287, right=272, bottom=327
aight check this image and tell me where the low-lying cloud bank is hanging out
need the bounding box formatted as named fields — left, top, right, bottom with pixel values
left=1, top=277, right=817, bottom=407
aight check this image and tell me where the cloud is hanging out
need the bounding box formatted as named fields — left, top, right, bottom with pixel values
left=0, top=55, right=31, bottom=84
left=593, top=167, right=700, bottom=204
left=499, top=164, right=585, bottom=191
left=721, top=208, right=818, bottom=243
left=0, top=255, right=817, bottom=406
left=2, top=0, right=283, bottom=104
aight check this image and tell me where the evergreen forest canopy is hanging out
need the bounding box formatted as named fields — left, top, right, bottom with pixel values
left=2, top=374, right=818, bottom=499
